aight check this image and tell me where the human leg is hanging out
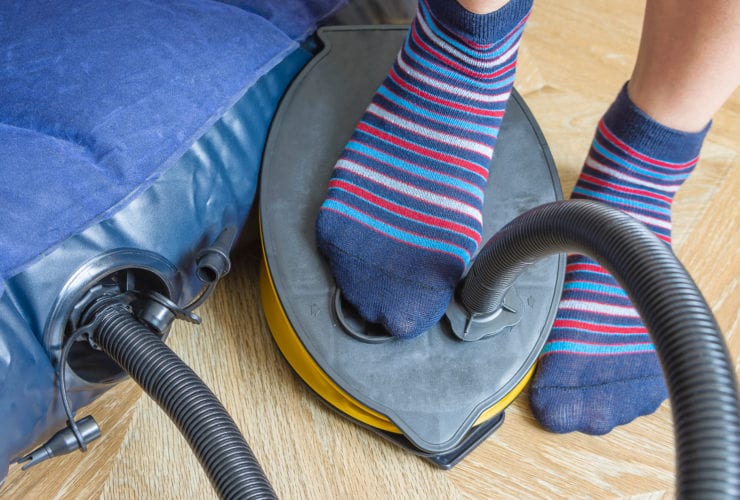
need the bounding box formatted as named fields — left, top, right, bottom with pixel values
left=315, top=0, right=532, bottom=338
left=629, top=0, right=740, bottom=132
left=457, top=0, right=511, bottom=14
left=530, top=0, right=740, bottom=434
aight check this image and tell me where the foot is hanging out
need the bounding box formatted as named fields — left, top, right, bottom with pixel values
left=315, top=0, right=532, bottom=338
left=530, top=85, right=710, bottom=434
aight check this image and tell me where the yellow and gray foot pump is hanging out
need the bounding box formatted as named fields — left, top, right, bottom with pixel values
left=258, top=23, right=740, bottom=494
left=260, top=25, right=564, bottom=466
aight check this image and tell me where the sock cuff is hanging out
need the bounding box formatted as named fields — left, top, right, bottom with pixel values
left=424, top=0, right=533, bottom=46
left=602, top=83, right=711, bottom=165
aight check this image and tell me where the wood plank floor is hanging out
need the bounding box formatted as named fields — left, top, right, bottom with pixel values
left=4, top=0, right=738, bottom=497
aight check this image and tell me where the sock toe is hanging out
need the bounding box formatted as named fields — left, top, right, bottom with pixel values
left=322, top=240, right=455, bottom=338
left=530, top=373, right=668, bottom=435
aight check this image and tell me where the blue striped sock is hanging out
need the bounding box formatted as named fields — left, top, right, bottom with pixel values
left=530, top=85, right=710, bottom=434
left=315, top=0, right=532, bottom=338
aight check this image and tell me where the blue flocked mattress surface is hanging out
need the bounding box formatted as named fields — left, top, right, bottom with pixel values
left=0, top=0, right=345, bottom=296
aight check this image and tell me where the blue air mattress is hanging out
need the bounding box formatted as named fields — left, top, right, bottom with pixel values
left=0, top=0, right=345, bottom=483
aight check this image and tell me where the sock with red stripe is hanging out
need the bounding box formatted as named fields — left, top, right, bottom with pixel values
left=530, top=85, right=710, bottom=434
left=315, top=0, right=532, bottom=338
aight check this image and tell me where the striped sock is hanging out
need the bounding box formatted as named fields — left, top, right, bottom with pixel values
left=316, top=0, right=532, bottom=338
left=530, top=85, right=710, bottom=434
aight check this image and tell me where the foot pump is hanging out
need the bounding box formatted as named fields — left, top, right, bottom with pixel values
left=259, top=24, right=740, bottom=495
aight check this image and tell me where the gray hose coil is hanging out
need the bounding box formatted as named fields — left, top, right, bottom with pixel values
left=92, top=302, right=276, bottom=500
left=460, top=199, right=740, bottom=498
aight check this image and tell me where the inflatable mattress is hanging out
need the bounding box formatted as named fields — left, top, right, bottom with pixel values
left=0, top=0, right=347, bottom=482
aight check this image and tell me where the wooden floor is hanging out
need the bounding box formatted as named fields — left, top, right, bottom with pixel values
left=4, top=0, right=738, bottom=498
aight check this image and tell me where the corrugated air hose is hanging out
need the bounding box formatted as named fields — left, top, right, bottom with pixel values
left=83, top=199, right=737, bottom=499
left=458, top=199, right=740, bottom=498
left=90, top=301, right=275, bottom=500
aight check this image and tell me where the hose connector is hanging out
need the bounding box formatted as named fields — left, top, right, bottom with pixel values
left=14, top=416, right=101, bottom=470
left=138, top=291, right=201, bottom=334
left=445, top=285, right=523, bottom=341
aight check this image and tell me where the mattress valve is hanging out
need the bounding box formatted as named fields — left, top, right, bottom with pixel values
left=186, top=226, right=238, bottom=311
left=196, top=225, right=237, bottom=284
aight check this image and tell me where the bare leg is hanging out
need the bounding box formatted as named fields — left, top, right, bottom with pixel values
left=629, top=0, right=740, bottom=132
left=457, top=0, right=511, bottom=14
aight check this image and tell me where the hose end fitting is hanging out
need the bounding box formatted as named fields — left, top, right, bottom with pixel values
left=445, top=285, right=523, bottom=341
left=14, top=416, right=101, bottom=470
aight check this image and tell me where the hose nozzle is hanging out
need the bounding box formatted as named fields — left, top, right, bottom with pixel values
left=14, top=416, right=101, bottom=470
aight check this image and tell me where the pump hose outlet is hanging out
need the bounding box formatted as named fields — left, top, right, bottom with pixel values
left=90, top=301, right=275, bottom=500
left=458, top=199, right=740, bottom=498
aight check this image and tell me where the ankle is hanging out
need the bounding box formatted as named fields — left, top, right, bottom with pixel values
left=424, top=0, right=532, bottom=45
left=603, top=84, right=710, bottom=165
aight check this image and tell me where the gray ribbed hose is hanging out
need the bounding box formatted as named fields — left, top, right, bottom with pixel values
left=459, top=200, right=740, bottom=498
left=92, top=302, right=276, bottom=500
